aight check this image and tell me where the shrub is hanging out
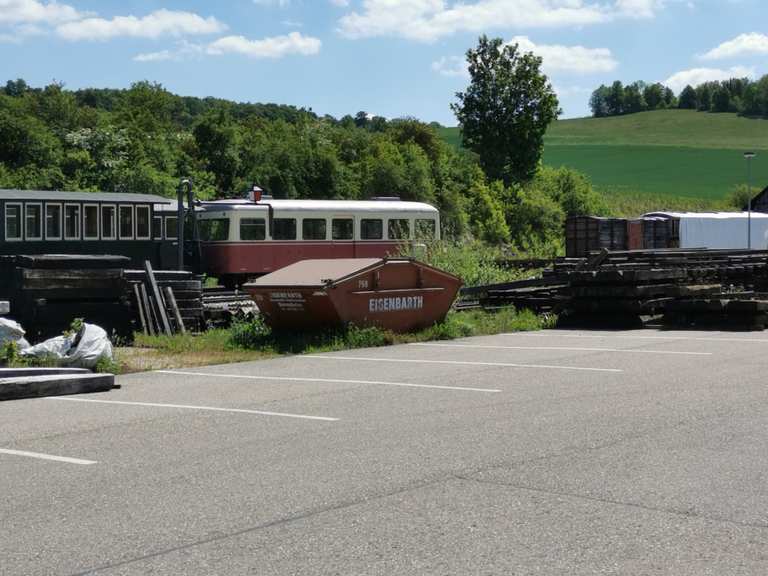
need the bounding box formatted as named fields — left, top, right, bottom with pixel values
left=228, top=317, right=271, bottom=349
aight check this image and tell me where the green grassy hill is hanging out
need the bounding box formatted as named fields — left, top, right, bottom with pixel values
left=440, top=110, right=768, bottom=205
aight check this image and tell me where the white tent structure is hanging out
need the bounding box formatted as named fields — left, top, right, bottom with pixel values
left=644, top=212, right=768, bottom=250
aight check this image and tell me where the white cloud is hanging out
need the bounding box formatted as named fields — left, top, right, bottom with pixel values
left=206, top=32, right=321, bottom=58
left=432, top=56, right=467, bottom=77
left=337, top=0, right=664, bottom=42
left=56, top=9, right=226, bottom=41
left=0, top=0, right=84, bottom=25
left=432, top=37, right=617, bottom=78
left=663, top=65, right=756, bottom=93
left=253, top=0, right=292, bottom=6
left=510, top=36, right=618, bottom=74
left=329, top=0, right=350, bottom=6
left=701, top=32, right=768, bottom=60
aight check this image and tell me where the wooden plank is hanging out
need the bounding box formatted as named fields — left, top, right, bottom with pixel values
left=139, top=282, right=157, bottom=336
left=164, top=286, right=186, bottom=335
left=144, top=260, right=172, bottom=336
left=132, top=283, right=149, bottom=335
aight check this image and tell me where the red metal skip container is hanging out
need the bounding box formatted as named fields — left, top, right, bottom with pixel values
left=244, top=258, right=462, bottom=332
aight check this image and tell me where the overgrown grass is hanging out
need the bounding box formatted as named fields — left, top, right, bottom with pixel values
left=119, top=308, right=553, bottom=373
left=401, top=239, right=541, bottom=286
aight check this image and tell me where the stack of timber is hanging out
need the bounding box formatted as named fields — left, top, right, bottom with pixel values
left=0, top=254, right=133, bottom=339
left=202, top=286, right=258, bottom=328
left=565, top=216, right=630, bottom=258
left=125, top=262, right=204, bottom=336
left=459, top=248, right=768, bottom=330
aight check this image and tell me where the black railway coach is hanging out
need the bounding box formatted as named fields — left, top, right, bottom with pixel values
left=0, top=189, right=180, bottom=269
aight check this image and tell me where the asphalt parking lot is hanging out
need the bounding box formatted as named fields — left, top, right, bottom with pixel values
left=4, top=328, right=768, bottom=575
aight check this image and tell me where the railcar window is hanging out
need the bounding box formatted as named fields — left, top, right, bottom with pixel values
left=388, top=219, right=410, bottom=240
left=240, top=218, right=266, bottom=241
left=415, top=219, right=436, bottom=240
left=273, top=218, right=297, bottom=240
left=102, top=205, right=116, bottom=240
left=25, top=204, right=42, bottom=240
left=302, top=218, right=327, bottom=240
left=45, top=204, right=62, bottom=240
left=165, top=216, right=178, bottom=240
left=135, top=205, right=151, bottom=240
left=84, top=204, right=99, bottom=240
left=153, top=216, right=163, bottom=239
left=5, top=203, right=22, bottom=240
left=119, top=206, right=133, bottom=239
left=361, top=219, right=383, bottom=240
left=332, top=218, right=353, bottom=240
left=199, top=218, right=230, bottom=241
left=65, top=204, right=80, bottom=239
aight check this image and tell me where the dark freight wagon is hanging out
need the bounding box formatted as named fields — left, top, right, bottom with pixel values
left=245, top=257, right=462, bottom=332
left=0, top=190, right=179, bottom=269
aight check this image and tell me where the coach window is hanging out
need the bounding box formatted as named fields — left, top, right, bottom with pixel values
left=240, top=218, right=266, bottom=241
left=415, top=218, right=436, bottom=240
left=273, top=218, right=297, bottom=240
left=135, top=205, right=151, bottom=240
left=302, top=218, right=327, bottom=240
left=64, top=204, right=81, bottom=240
left=25, top=203, right=42, bottom=240
left=84, top=204, right=99, bottom=240
left=332, top=218, right=353, bottom=240
left=5, top=203, right=22, bottom=241
left=102, top=205, right=116, bottom=240
left=45, top=203, right=62, bottom=240
left=200, top=218, right=230, bottom=241
left=165, top=216, right=178, bottom=240
left=387, top=219, right=410, bottom=240
left=153, top=216, right=163, bottom=239
left=361, top=219, right=383, bottom=240
left=119, top=205, right=134, bottom=240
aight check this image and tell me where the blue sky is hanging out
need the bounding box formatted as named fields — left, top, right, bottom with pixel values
left=1, top=0, right=767, bottom=124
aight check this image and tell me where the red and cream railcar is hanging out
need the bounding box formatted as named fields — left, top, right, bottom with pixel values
left=197, top=198, right=440, bottom=285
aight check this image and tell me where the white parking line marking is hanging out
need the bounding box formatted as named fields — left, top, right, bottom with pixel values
left=47, top=397, right=338, bottom=422
left=0, top=448, right=96, bottom=466
left=155, top=370, right=500, bottom=393
left=410, top=342, right=711, bottom=356
left=303, top=355, right=622, bottom=373
left=503, top=332, right=768, bottom=344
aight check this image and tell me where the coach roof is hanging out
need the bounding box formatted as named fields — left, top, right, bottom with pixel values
left=0, top=189, right=173, bottom=204
left=198, top=198, right=439, bottom=214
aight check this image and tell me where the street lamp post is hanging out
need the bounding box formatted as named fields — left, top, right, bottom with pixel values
left=744, top=152, right=756, bottom=249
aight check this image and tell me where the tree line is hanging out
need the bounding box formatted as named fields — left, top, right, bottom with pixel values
left=590, top=75, right=768, bottom=118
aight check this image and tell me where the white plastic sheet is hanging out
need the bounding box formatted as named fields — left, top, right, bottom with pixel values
left=21, top=323, right=113, bottom=369
left=0, top=318, right=31, bottom=351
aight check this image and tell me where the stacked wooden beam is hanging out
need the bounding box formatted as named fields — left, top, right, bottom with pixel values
left=0, top=254, right=133, bottom=339
left=459, top=248, right=768, bottom=330
left=125, top=263, right=204, bottom=335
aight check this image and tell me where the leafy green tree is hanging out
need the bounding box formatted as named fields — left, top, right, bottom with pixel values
left=643, top=83, right=664, bottom=109
left=623, top=82, right=646, bottom=114
left=451, top=35, right=559, bottom=185
left=606, top=81, right=625, bottom=115
left=192, top=111, right=240, bottom=195
left=589, top=85, right=610, bottom=117
left=712, top=84, right=732, bottom=112
left=696, top=83, right=713, bottom=111
left=678, top=85, right=697, bottom=109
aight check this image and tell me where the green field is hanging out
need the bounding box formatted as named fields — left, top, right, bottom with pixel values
left=440, top=110, right=768, bottom=202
